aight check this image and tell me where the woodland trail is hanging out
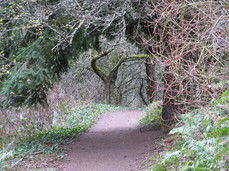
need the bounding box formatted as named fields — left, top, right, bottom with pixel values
left=56, top=110, right=165, bottom=171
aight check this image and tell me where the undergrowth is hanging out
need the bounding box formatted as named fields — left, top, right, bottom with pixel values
left=143, top=91, right=229, bottom=171
left=0, top=103, right=121, bottom=170
left=138, top=101, right=162, bottom=130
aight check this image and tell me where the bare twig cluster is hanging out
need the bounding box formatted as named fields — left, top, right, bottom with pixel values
left=142, top=0, right=229, bottom=116
left=37, top=0, right=140, bottom=50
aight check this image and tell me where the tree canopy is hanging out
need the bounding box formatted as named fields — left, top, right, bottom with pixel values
left=0, top=0, right=147, bottom=107
left=0, top=0, right=228, bottom=123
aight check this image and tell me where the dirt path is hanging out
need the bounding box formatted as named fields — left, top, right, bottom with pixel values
left=56, top=110, right=165, bottom=171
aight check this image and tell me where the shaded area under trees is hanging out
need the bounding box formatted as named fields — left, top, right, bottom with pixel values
left=0, top=0, right=228, bottom=124
left=91, top=48, right=148, bottom=104
left=0, top=0, right=149, bottom=107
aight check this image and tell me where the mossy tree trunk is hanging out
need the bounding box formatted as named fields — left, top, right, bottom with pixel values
left=91, top=49, right=148, bottom=104
left=91, top=49, right=123, bottom=104
left=103, top=75, right=116, bottom=104
left=146, top=57, right=163, bottom=103
left=146, top=57, right=156, bottom=103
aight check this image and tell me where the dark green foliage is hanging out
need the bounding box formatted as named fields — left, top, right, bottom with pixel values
left=0, top=0, right=40, bottom=50
left=1, top=38, right=51, bottom=107
left=0, top=22, right=107, bottom=107
left=70, top=29, right=100, bottom=55
left=1, top=35, right=70, bottom=107
left=0, top=0, right=148, bottom=108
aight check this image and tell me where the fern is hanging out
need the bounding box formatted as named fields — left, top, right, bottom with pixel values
left=147, top=101, right=229, bottom=171
left=214, top=89, right=229, bottom=105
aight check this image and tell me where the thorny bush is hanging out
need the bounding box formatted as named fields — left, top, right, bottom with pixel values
left=141, top=0, right=229, bottom=119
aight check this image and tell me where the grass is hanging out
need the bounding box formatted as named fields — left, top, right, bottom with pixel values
left=0, top=103, right=122, bottom=170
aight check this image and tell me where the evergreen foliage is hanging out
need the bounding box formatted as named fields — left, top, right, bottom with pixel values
left=0, top=26, right=103, bottom=107
left=1, top=37, right=55, bottom=107
left=0, top=0, right=146, bottom=107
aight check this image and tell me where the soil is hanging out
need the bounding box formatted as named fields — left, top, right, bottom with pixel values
left=56, top=110, right=166, bottom=171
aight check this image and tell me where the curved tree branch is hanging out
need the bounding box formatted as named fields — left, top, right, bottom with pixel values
left=90, top=48, right=114, bottom=81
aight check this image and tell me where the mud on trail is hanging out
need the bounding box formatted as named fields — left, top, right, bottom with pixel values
left=56, top=110, right=166, bottom=171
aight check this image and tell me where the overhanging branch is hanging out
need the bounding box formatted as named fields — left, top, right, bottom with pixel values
left=91, top=48, right=114, bottom=81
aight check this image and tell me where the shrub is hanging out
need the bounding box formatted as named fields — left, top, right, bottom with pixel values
left=144, top=95, right=229, bottom=171
left=138, top=101, right=162, bottom=129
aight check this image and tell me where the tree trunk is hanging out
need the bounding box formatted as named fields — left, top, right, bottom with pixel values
left=161, top=66, right=178, bottom=124
left=161, top=97, right=174, bottom=122
left=103, top=79, right=117, bottom=104
left=146, top=58, right=162, bottom=103
left=103, top=82, right=111, bottom=104
left=91, top=49, right=148, bottom=105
